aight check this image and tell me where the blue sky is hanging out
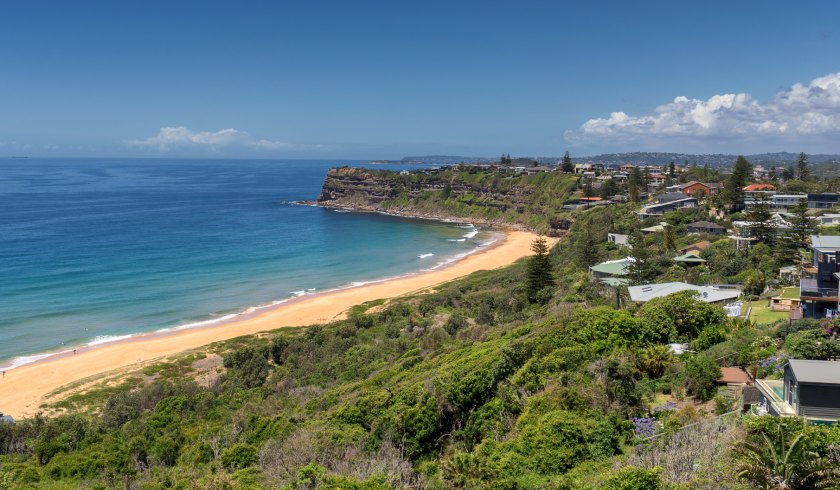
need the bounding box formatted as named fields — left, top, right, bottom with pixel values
left=2, top=1, right=840, bottom=158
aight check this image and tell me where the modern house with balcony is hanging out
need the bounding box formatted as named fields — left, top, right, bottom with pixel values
left=800, top=235, right=840, bottom=318
left=755, top=359, right=840, bottom=422
left=808, top=193, right=840, bottom=210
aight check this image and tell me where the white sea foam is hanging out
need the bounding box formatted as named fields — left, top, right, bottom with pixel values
left=157, top=312, right=241, bottom=333
left=88, top=334, right=135, bottom=346
left=418, top=253, right=435, bottom=259
left=0, top=350, right=74, bottom=371
left=463, top=230, right=479, bottom=239
left=448, top=238, right=467, bottom=242
left=290, top=290, right=306, bottom=297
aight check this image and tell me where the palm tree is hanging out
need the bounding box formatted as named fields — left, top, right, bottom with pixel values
left=637, top=344, right=674, bottom=379
left=736, top=426, right=840, bottom=489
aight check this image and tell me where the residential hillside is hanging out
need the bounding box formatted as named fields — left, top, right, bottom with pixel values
left=311, top=166, right=579, bottom=234
left=3, top=157, right=840, bottom=489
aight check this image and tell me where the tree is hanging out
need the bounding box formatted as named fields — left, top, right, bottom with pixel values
left=781, top=166, right=795, bottom=181
left=638, top=290, right=727, bottom=342
left=787, top=198, right=816, bottom=259
left=637, top=344, right=674, bottom=379
left=724, top=156, right=752, bottom=208
left=737, top=426, right=840, bottom=489
left=662, top=225, right=676, bottom=253
left=797, top=152, right=810, bottom=181
left=600, top=178, right=618, bottom=199
left=627, top=233, right=656, bottom=285
left=785, top=329, right=840, bottom=360
left=562, top=151, right=574, bottom=173
left=574, top=226, right=600, bottom=270
left=745, top=192, right=775, bottom=245
left=683, top=354, right=721, bottom=401
left=583, top=179, right=595, bottom=197
left=526, top=236, right=555, bottom=303
left=628, top=167, right=643, bottom=203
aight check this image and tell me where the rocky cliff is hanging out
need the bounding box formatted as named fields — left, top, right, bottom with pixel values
left=309, top=166, right=578, bottom=234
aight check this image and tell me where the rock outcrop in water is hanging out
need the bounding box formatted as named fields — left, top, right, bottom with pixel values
left=307, top=166, right=578, bottom=234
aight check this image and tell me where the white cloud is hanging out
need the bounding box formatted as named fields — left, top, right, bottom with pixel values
left=129, top=126, right=298, bottom=152
left=568, top=72, right=840, bottom=149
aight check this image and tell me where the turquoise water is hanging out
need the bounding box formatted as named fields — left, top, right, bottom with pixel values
left=0, top=158, right=497, bottom=369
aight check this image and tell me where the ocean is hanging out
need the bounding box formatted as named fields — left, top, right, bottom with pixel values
left=0, top=158, right=498, bottom=369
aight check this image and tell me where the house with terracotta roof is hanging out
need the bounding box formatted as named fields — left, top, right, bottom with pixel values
left=680, top=240, right=712, bottom=255
left=679, top=181, right=720, bottom=197
left=744, top=183, right=776, bottom=192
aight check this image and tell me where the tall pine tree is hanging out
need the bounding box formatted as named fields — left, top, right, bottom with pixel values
left=561, top=151, right=574, bottom=173
left=723, top=156, right=751, bottom=209
left=628, top=166, right=643, bottom=203
left=797, top=152, right=810, bottom=181
left=526, top=236, right=555, bottom=303
left=745, top=192, right=774, bottom=245
left=785, top=198, right=817, bottom=265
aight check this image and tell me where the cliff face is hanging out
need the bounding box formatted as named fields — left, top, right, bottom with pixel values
left=312, top=166, right=577, bottom=234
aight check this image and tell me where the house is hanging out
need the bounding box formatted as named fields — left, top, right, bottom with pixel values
left=0, top=412, right=14, bottom=424
left=673, top=252, right=706, bottom=266
left=808, top=193, right=840, bottom=210
left=819, top=214, right=840, bottom=225
left=799, top=235, right=840, bottom=318
left=590, top=257, right=634, bottom=286
left=679, top=181, right=720, bottom=197
left=731, top=213, right=793, bottom=238
left=744, top=183, right=776, bottom=193
left=640, top=222, right=667, bottom=234
left=717, top=367, right=752, bottom=398
left=647, top=173, right=667, bottom=185
left=608, top=233, right=630, bottom=247
left=653, top=192, right=691, bottom=204
left=687, top=221, right=726, bottom=235
left=680, top=240, right=712, bottom=255
left=627, top=282, right=741, bottom=304
left=574, top=163, right=594, bottom=174
left=755, top=359, right=840, bottom=421
left=745, top=194, right=808, bottom=212
left=638, top=197, right=698, bottom=218
left=743, top=184, right=777, bottom=205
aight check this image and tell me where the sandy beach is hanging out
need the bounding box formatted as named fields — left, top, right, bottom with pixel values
left=0, top=230, right=548, bottom=418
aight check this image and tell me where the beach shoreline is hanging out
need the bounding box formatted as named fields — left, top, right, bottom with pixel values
left=0, top=230, right=549, bottom=418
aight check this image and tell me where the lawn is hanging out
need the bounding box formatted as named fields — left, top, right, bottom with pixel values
left=780, top=287, right=800, bottom=299
left=747, top=301, right=790, bottom=325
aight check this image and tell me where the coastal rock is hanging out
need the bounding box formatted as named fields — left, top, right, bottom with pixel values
left=312, top=166, right=577, bottom=235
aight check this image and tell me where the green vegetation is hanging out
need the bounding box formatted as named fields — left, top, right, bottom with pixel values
left=320, top=166, right=580, bottom=233
left=2, top=202, right=840, bottom=489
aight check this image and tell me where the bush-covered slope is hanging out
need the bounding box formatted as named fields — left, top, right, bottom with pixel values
left=3, top=206, right=840, bottom=489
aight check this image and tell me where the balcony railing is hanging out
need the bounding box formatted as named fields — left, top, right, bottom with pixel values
left=800, top=279, right=839, bottom=300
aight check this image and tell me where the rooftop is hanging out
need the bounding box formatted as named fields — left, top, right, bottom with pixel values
left=688, top=221, right=725, bottom=230
left=744, top=183, right=776, bottom=191
left=590, top=257, right=635, bottom=276
left=811, top=235, right=840, bottom=252
left=673, top=252, right=707, bottom=263
left=718, top=367, right=751, bottom=384
left=628, top=282, right=741, bottom=303
left=787, top=359, right=840, bottom=385
left=680, top=240, right=712, bottom=253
